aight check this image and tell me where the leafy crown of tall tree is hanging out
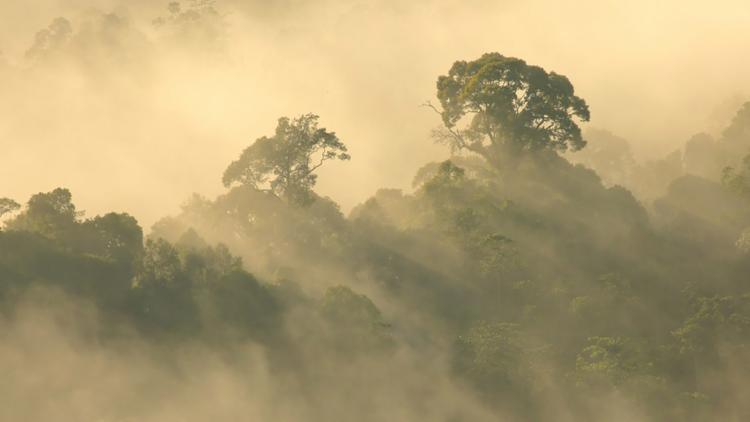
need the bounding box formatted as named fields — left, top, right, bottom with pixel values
left=431, top=52, right=590, bottom=164
left=222, top=113, right=350, bottom=206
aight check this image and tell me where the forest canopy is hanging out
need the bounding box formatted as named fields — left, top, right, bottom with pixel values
left=2, top=40, right=750, bottom=421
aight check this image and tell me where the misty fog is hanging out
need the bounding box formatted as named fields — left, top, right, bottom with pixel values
left=1, top=0, right=749, bottom=225
left=2, top=1, right=750, bottom=421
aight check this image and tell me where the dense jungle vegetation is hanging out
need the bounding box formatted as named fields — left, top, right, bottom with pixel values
left=2, top=4, right=750, bottom=421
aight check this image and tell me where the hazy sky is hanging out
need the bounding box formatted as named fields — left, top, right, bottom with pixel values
left=1, top=0, right=749, bottom=227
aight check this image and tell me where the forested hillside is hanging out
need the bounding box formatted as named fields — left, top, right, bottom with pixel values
left=3, top=46, right=750, bottom=421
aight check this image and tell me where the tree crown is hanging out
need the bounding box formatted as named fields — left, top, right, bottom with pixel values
left=433, top=53, right=590, bottom=160
left=222, top=114, right=350, bottom=206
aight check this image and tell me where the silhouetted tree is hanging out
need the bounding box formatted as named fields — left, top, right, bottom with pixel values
left=81, top=212, right=143, bottom=268
left=6, top=188, right=80, bottom=241
left=223, top=114, right=350, bottom=205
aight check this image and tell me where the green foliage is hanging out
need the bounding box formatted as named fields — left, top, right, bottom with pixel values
left=135, top=238, right=184, bottom=286
left=5, top=189, right=144, bottom=275
left=673, top=295, right=750, bottom=359
left=575, top=336, right=652, bottom=386
left=6, top=53, right=750, bottom=421
left=422, top=160, right=467, bottom=193
left=0, top=229, right=132, bottom=305
left=6, top=188, right=80, bottom=241
left=196, top=268, right=281, bottom=342
left=319, top=285, right=393, bottom=352
left=453, top=321, right=547, bottom=418
left=454, top=321, right=529, bottom=388
left=412, top=155, right=492, bottom=188
left=81, top=213, right=143, bottom=268
left=433, top=52, right=590, bottom=163
left=223, top=114, right=350, bottom=206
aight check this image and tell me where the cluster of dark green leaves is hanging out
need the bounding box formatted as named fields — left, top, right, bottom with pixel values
left=434, top=52, right=590, bottom=163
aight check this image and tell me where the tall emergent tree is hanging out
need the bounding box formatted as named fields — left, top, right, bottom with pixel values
left=431, top=53, right=590, bottom=166
left=223, top=114, right=350, bottom=205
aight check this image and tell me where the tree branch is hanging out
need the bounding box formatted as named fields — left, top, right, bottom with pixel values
left=308, top=147, right=330, bottom=174
left=422, top=101, right=469, bottom=150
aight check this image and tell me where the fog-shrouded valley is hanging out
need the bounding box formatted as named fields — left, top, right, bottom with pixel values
left=2, top=1, right=750, bottom=421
